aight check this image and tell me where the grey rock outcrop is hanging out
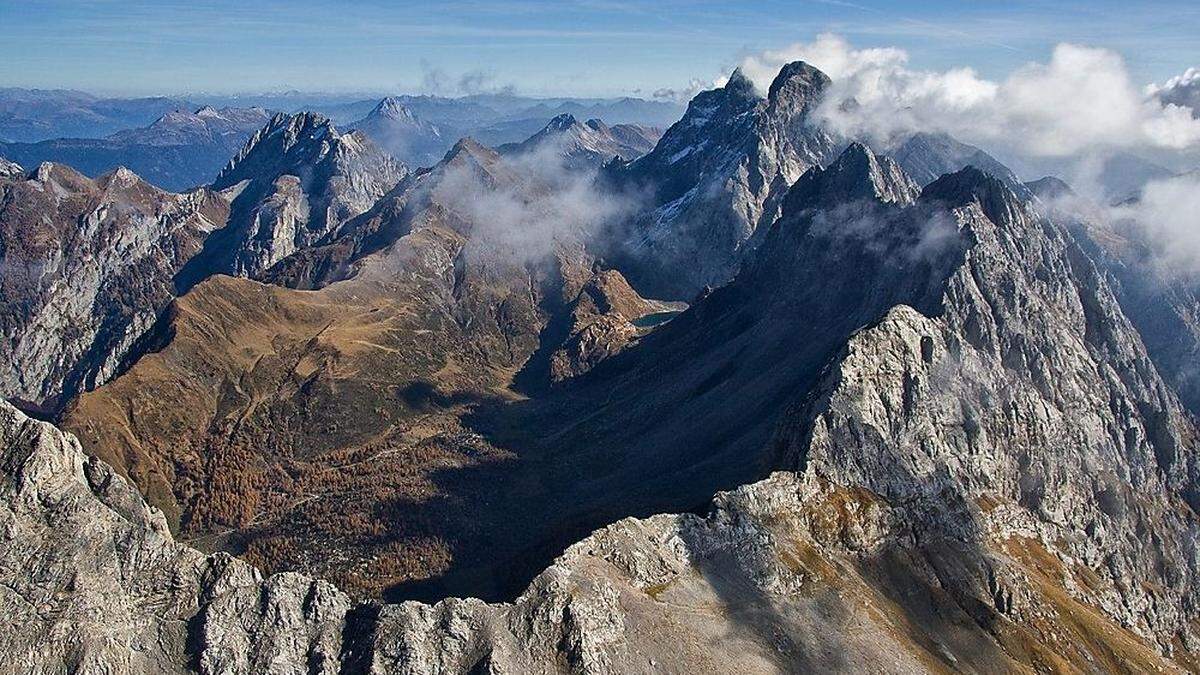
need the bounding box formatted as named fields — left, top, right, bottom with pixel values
left=0, top=398, right=354, bottom=673
left=774, top=163, right=1200, bottom=652
left=0, top=157, right=22, bottom=178
left=3, top=381, right=1193, bottom=672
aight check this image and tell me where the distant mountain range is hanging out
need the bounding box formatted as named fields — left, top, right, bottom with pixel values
left=347, top=97, right=449, bottom=168
left=0, top=87, right=191, bottom=142
left=0, top=106, right=273, bottom=191
left=0, top=87, right=683, bottom=179
left=0, top=87, right=682, bottom=142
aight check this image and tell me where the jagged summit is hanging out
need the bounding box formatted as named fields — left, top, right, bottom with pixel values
left=768, top=61, right=828, bottom=100
left=31, top=159, right=90, bottom=186
left=723, top=67, right=759, bottom=101
left=677, top=68, right=760, bottom=125
left=213, top=111, right=339, bottom=189
left=921, top=165, right=1025, bottom=226
left=613, top=60, right=839, bottom=299
left=498, top=113, right=660, bottom=168
left=369, top=96, right=419, bottom=120
left=443, top=136, right=494, bottom=162
left=94, top=164, right=150, bottom=191
left=175, top=112, right=404, bottom=286
left=350, top=98, right=446, bottom=168
left=783, top=142, right=920, bottom=212
left=544, top=112, right=578, bottom=132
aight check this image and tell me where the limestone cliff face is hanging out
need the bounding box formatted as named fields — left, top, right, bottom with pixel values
left=773, top=163, right=1200, bottom=653
left=0, top=399, right=351, bottom=673
left=0, top=162, right=230, bottom=412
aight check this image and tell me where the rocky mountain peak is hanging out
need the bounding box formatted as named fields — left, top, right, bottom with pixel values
left=1026, top=175, right=1074, bottom=201
left=723, top=67, right=759, bottom=101
left=784, top=142, right=920, bottom=214
left=767, top=60, right=831, bottom=109
left=350, top=99, right=445, bottom=168
left=194, top=105, right=220, bottom=117
left=212, top=112, right=341, bottom=190
left=175, top=112, right=404, bottom=287
left=886, top=132, right=1030, bottom=201
left=443, top=136, right=495, bottom=164
left=369, top=96, right=417, bottom=121
left=544, top=112, right=579, bottom=132
left=30, top=160, right=91, bottom=190
left=95, top=165, right=146, bottom=192
left=497, top=114, right=659, bottom=170
left=583, top=118, right=609, bottom=133
left=671, top=68, right=760, bottom=126
left=921, top=165, right=1024, bottom=228
left=610, top=60, right=840, bottom=299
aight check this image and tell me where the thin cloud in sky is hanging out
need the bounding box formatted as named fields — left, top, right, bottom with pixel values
left=0, top=0, right=1197, bottom=96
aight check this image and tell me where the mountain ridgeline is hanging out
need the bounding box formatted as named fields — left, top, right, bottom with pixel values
left=2, top=59, right=1200, bottom=673
left=0, top=105, right=273, bottom=191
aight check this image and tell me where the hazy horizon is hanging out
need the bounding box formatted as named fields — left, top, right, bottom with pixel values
left=3, top=0, right=1199, bottom=100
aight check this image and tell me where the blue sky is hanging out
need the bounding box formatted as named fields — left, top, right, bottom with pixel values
left=2, top=0, right=1198, bottom=97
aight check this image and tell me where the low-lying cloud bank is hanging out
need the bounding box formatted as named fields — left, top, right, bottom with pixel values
left=428, top=142, right=646, bottom=266
left=738, top=34, right=1200, bottom=159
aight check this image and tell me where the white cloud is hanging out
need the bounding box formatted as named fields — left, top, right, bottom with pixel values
left=653, top=77, right=726, bottom=104
left=426, top=141, right=646, bottom=266
left=738, top=34, right=1200, bottom=158
left=1112, top=172, right=1200, bottom=275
